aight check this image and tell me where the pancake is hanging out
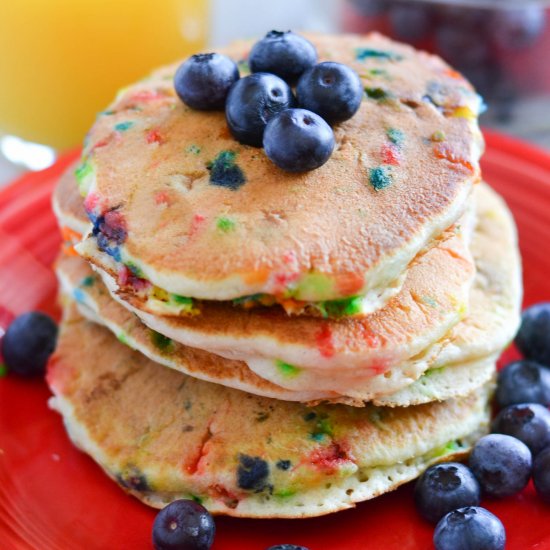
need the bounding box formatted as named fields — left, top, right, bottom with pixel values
left=52, top=161, right=90, bottom=255
left=56, top=253, right=497, bottom=407
left=75, top=32, right=483, bottom=312
left=47, top=306, right=491, bottom=518
left=78, top=205, right=476, bottom=374
left=54, top=172, right=519, bottom=403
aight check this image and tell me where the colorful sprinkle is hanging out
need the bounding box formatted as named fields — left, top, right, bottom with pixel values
left=0, top=363, right=6, bottom=377
left=431, top=130, right=446, bottom=142
left=433, top=143, right=474, bottom=172
left=72, top=288, right=85, bottom=304
left=316, top=324, right=335, bottom=358
left=216, top=216, right=236, bottom=233
left=364, top=87, right=392, bottom=101
left=117, top=333, right=129, bottom=345
left=308, top=442, right=351, bottom=474
left=355, top=48, right=403, bottom=61
left=428, top=440, right=461, bottom=459
left=275, top=360, right=301, bottom=379
left=368, top=166, right=393, bottom=190
left=146, top=128, right=164, bottom=144
left=386, top=128, right=405, bottom=146
left=452, top=106, right=477, bottom=120
left=273, top=272, right=300, bottom=293
left=380, top=144, right=400, bottom=166
left=276, top=460, right=292, bottom=471
left=237, top=59, right=250, bottom=74
left=186, top=144, right=201, bottom=155
left=321, top=296, right=364, bottom=318
left=74, top=159, right=94, bottom=194
left=362, top=68, right=390, bottom=78
left=207, top=151, right=246, bottom=190
left=80, top=276, right=95, bottom=287
left=114, top=121, right=134, bottom=132
left=422, top=296, right=438, bottom=308
left=274, top=488, right=296, bottom=498
left=154, top=190, right=171, bottom=205
left=188, top=213, right=206, bottom=239
left=150, top=330, right=172, bottom=351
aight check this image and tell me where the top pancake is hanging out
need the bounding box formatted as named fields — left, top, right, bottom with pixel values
left=76, top=32, right=483, bottom=304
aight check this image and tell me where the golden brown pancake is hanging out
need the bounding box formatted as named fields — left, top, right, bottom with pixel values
left=75, top=32, right=483, bottom=309
left=47, top=306, right=491, bottom=517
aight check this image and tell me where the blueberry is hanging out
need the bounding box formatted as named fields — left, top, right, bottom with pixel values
left=434, top=507, right=506, bottom=550
left=492, top=403, right=550, bottom=456
left=491, top=7, right=547, bottom=50
left=1, top=312, right=58, bottom=377
left=296, top=62, right=363, bottom=124
left=237, top=454, right=270, bottom=491
left=469, top=434, right=532, bottom=498
left=496, top=360, right=550, bottom=408
left=515, top=303, right=550, bottom=367
left=533, top=445, right=550, bottom=503
left=263, top=109, right=334, bottom=173
left=266, top=546, right=309, bottom=550
left=249, top=30, right=317, bottom=84
left=225, top=73, right=296, bottom=147
left=152, top=499, right=215, bottom=550
left=174, top=53, right=239, bottom=110
left=414, top=462, right=481, bottom=524
left=389, top=2, right=433, bottom=44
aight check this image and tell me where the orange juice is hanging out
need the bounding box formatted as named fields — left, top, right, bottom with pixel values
left=0, top=0, right=208, bottom=150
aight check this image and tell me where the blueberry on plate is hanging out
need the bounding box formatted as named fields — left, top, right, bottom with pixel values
left=266, top=545, right=309, bottom=550
left=533, top=445, right=550, bottom=503
left=174, top=53, right=239, bottom=110
left=249, top=30, right=317, bottom=84
left=434, top=507, right=506, bottom=550
left=515, top=303, right=550, bottom=367
left=263, top=108, right=334, bottom=172
left=469, top=434, right=532, bottom=498
left=496, top=360, right=550, bottom=408
left=490, top=7, right=547, bottom=50
left=225, top=73, right=296, bottom=147
left=1, top=311, right=58, bottom=377
left=492, top=403, right=550, bottom=456
left=152, top=499, right=215, bottom=550
left=414, top=462, right=481, bottom=524
left=296, top=62, right=363, bottom=124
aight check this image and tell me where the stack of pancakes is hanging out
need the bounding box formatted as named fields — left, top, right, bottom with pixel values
left=48, top=33, right=521, bottom=518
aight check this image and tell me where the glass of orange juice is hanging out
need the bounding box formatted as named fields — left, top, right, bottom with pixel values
left=0, top=0, right=208, bottom=153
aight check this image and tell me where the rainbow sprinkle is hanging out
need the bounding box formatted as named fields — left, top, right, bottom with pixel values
left=207, top=151, right=246, bottom=190
left=114, top=121, right=134, bottom=132
left=355, top=48, right=403, bottom=62
left=216, top=216, right=236, bottom=233
left=275, top=360, right=301, bottom=379
left=369, top=166, right=393, bottom=190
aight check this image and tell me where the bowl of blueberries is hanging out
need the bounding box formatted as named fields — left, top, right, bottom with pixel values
left=343, top=0, right=550, bottom=130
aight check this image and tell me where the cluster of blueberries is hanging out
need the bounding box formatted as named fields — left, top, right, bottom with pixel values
left=173, top=31, right=364, bottom=172
left=415, top=302, right=550, bottom=550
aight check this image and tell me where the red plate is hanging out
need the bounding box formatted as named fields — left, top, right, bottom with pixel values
left=1, top=132, right=550, bottom=549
